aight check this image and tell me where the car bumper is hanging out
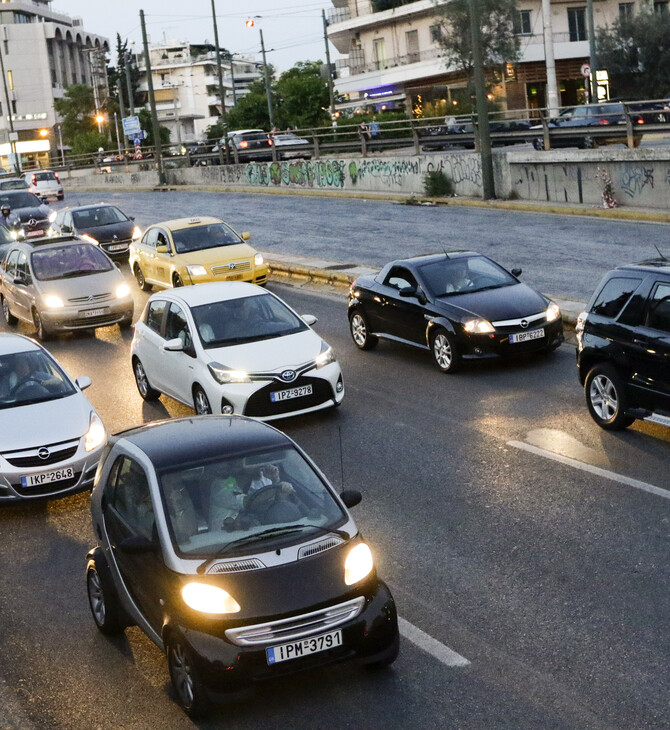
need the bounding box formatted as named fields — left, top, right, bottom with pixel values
left=40, top=297, right=134, bottom=332
left=99, top=239, right=133, bottom=257
left=175, top=579, right=398, bottom=699
left=185, top=263, right=269, bottom=287
left=459, top=318, right=564, bottom=359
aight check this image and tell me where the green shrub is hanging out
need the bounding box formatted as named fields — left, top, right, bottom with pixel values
left=423, top=170, right=454, bottom=197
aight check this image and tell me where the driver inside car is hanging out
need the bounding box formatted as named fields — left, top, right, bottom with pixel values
left=0, top=355, right=58, bottom=399
left=445, top=259, right=473, bottom=293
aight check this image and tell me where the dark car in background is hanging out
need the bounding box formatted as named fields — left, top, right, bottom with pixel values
left=577, top=259, right=670, bottom=431
left=227, top=129, right=274, bottom=161
left=420, top=117, right=531, bottom=150
left=348, top=251, right=563, bottom=373
left=0, top=177, right=29, bottom=191
left=0, top=191, right=50, bottom=238
left=49, top=204, right=141, bottom=258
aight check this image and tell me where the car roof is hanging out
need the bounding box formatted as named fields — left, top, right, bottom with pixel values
left=17, top=234, right=88, bottom=249
left=0, top=333, right=41, bottom=356
left=614, top=258, right=670, bottom=274
left=392, top=251, right=479, bottom=268
left=228, top=129, right=265, bottom=135
left=114, top=415, right=291, bottom=472
left=61, top=203, right=115, bottom=212
left=149, top=216, right=224, bottom=232
left=151, top=280, right=267, bottom=307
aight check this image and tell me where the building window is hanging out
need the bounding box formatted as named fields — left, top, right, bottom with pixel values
left=429, top=24, right=442, bottom=43
left=7, top=70, right=13, bottom=90
left=405, top=29, right=419, bottom=63
left=513, top=9, right=532, bottom=35
left=373, top=37, right=386, bottom=70
left=619, top=2, right=634, bottom=20
left=567, top=7, right=587, bottom=41
left=654, top=1, right=668, bottom=14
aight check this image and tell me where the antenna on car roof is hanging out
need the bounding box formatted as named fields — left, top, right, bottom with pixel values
left=653, top=244, right=667, bottom=261
left=441, top=245, right=450, bottom=259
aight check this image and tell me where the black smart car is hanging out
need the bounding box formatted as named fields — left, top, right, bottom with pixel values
left=348, top=252, right=563, bottom=373
left=577, top=259, right=670, bottom=430
left=86, top=416, right=399, bottom=717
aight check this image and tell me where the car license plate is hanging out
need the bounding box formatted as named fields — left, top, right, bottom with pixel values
left=227, top=273, right=244, bottom=280
left=266, top=629, right=342, bottom=665
left=509, top=328, right=544, bottom=344
left=108, top=243, right=127, bottom=251
left=21, top=467, right=75, bottom=488
left=270, top=384, right=312, bottom=402
left=27, top=229, right=45, bottom=237
left=83, top=308, right=107, bottom=318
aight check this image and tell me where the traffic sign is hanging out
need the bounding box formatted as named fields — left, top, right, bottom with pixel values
left=580, top=63, right=591, bottom=78
left=133, top=136, right=142, bottom=146
left=122, top=115, right=141, bottom=136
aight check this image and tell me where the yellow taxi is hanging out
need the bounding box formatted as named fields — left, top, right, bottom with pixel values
left=128, top=216, right=269, bottom=290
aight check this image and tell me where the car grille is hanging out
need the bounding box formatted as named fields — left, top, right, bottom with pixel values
left=11, top=471, right=82, bottom=497
left=297, top=536, right=345, bottom=560
left=68, top=314, right=120, bottom=327
left=211, top=260, right=251, bottom=275
left=207, top=558, right=266, bottom=575
left=225, top=596, right=365, bottom=647
left=244, top=376, right=333, bottom=417
left=491, top=311, right=546, bottom=334
left=2, top=438, right=80, bottom=467
left=69, top=293, right=112, bottom=303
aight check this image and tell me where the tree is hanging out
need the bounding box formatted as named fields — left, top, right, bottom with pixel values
left=138, top=109, right=171, bottom=147
left=597, top=10, right=670, bottom=99
left=225, top=77, right=276, bottom=131
left=275, top=61, right=330, bottom=129
left=432, top=0, right=520, bottom=81
left=107, top=34, right=141, bottom=112
left=54, top=84, right=97, bottom=143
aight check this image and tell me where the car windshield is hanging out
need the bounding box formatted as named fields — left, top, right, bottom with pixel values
left=31, top=243, right=114, bottom=280
left=418, top=256, right=518, bottom=296
left=158, top=445, right=346, bottom=558
left=33, top=172, right=57, bottom=182
left=72, top=206, right=128, bottom=228
left=0, top=350, right=76, bottom=409
left=0, top=180, right=27, bottom=190
left=0, top=192, right=42, bottom=208
left=171, top=223, right=242, bottom=253
left=191, top=292, right=308, bottom=348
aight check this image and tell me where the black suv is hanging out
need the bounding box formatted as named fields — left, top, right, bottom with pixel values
left=576, top=259, right=670, bottom=430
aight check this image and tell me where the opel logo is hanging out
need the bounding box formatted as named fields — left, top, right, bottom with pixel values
left=229, top=263, right=237, bottom=270
left=520, top=319, right=529, bottom=329
left=37, top=447, right=50, bottom=460
left=281, top=369, right=296, bottom=382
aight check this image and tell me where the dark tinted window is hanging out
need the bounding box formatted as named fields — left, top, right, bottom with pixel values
left=0, top=192, right=42, bottom=208
left=108, top=456, right=155, bottom=539
left=171, top=223, right=241, bottom=253
left=590, top=276, right=642, bottom=318
left=165, top=302, right=192, bottom=347
left=645, top=282, right=670, bottom=333
left=384, top=266, right=417, bottom=290
left=146, top=300, right=167, bottom=334
left=72, top=206, right=128, bottom=228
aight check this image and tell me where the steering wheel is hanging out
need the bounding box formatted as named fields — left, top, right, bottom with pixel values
left=470, top=275, right=499, bottom=289
left=11, top=378, right=49, bottom=398
left=245, top=485, right=283, bottom=515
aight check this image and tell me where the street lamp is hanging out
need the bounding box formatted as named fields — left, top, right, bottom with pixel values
left=246, top=17, right=275, bottom=128
left=95, top=114, right=105, bottom=135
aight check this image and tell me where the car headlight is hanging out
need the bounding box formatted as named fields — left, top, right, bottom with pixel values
left=575, top=311, right=587, bottom=334
left=208, top=362, right=250, bottom=384
left=84, top=412, right=106, bottom=452
left=116, top=283, right=131, bottom=299
left=315, top=341, right=336, bottom=368
left=464, top=318, right=494, bottom=334
left=254, top=252, right=264, bottom=266
left=81, top=233, right=99, bottom=245
left=132, top=225, right=142, bottom=241
left=546, top=302, right=561, bottom=322
left=44, top=295, right=64, bottom=308
left=10, top=229, right=24, bottom=241
left=182, top=583, right=240, bottom=614
left=48, top=211, right=57, bottom=223
left=344, top=542, right=374, bottom=586
left=187, top=264, right=208, bottom=277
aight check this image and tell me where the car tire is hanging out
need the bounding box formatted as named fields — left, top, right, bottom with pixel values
left=193, top=385, right=212, bottom=415
left=32, top=309, right=51, bottom=341
left=173, top=273, right=184, bottom=288
left=134, top=264, right=152, bottom=292
left=348, top=310, right=378, bottom=351
left=1, top=296, right=17, bottom=326
left=167, top=635, right=210, bottom=718
left=585, top=363, right=635, bottom=430
left=431, top=328, right=460, bottom=373
left=86, top=561, right=126, bottom=636
left=532, top=138, right=544, bottom=151
left=119, top=314, right=133, bottom=329
left=133, top=356, right=160, bottom=401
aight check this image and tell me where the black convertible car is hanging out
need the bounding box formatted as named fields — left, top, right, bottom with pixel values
left=347, top=252, right=564, bottom=373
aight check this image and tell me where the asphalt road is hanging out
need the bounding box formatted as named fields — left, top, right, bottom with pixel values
left=0, top=280, right=669, bottom=729
left=57, top=189, right=670, bottom=304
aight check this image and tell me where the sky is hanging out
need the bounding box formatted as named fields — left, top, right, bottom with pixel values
left=53, top=0, right=336, bottom=72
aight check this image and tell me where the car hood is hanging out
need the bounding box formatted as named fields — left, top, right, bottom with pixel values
left=177, top=242, right=257, bottom=266
left=434, top=282, right=548, bottom=321
left=14, top=205, right=49, bottom=221
left=36, top=268, right=126, bottom=299
left=205, top=329, right=322, bottom=371
left=1, top=392, right=91, bottom=452
left=78, top=221, right=134, bottom=243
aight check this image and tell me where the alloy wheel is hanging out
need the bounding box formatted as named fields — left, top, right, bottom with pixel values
left=87, top=569, right=106, bottom=627
left=351, top=313, right=367, bottom=347
left=169, top=641, right=195, bottom=708
left=589, top=373, right=619, bottom=421
left=433, top=332, right=453, bottom=370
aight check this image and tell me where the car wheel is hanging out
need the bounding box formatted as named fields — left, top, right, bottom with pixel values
left=585, top=363, right=635, bottom=430
left=1, top=296, right=17, bottom=326
left=532, top=138, right=544, bottom=151
left=167, top=636, right=210, bottom=718
left=86, top=562, right=125, bottom=635
left=193, top=385, right=212, bottom=415
left=349, top=310, right=378, bottom=351
left=32, top=309, right=51, bottom=341
left=173, top=273, right=184, bottom=288
left=431, top=328, right=460, bottom=373
left=134, top=264, right=152, bottom=292
left=133, top=357, right=160, bottom=401
left=119, top=314, right=133, bottom=329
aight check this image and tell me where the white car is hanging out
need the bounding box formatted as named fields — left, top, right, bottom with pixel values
left=130, top=282, right=344, bottom=419
left=272, top=133, right=311, bottom=160
left=0, top=334, right=106, bottom=502
left=24, top=170, right=64, bottom=201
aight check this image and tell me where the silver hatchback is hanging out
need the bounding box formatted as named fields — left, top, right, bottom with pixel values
left=24, top=170, right=64, bottom=201
left=0, top=236, right=134, bottom=340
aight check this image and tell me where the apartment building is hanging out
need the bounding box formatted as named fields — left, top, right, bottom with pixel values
left=134, top=40, right=262, bottom=145
left=327, top=0, right=638, bottom=115
left=0, top=0, right=108, bottom=169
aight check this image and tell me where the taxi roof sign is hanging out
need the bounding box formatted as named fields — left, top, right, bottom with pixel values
left=188, top=217, right=202, bottom=224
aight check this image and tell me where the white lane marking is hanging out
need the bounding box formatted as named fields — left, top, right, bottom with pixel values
left=398, top=617, right=470, bottom=667
left=508, top=440, right=670, bottom=501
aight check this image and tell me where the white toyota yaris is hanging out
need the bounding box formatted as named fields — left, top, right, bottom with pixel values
left=130, top=282, right=344, bottom=419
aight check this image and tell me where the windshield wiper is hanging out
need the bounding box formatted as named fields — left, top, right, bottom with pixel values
left=61, top=269, right=103, bottom=278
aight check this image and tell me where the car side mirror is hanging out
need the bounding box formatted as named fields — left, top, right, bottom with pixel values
left=511, top=268, right=522, bottom=277
left=301, top=314, right=317, bottom=326
left=75, top=376, right=92, bottom=390
left=129, top=215, right=135, bottom=221
left=241, top=232, right=251, bottom=240
left=12, top=276, right=26, bottom=286
left=61, top=224, right=72, bottom=233
left=340, top=490, right=362, bottom=508
left=156, top=244, right=169, bottom=254
left=399, top=285, right=417, bottom=298
left=163, top=337, right=185, bottom=352
left=119, top=534, right=157, bottom=554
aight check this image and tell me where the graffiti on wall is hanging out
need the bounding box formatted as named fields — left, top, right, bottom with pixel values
left=244, top=161, right=347, bottom=188
left=349, top=159, right=421, bottom=187
left=620, top=166, right=654, bottom=198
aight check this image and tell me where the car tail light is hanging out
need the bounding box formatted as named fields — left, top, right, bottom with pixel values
left=31, top=174, right=37, bottom=184
left=637, top=118, right=645, bottom=125
left=54, top=173, right=60, bottom=181
left=240, top=141, right=248, bottom=148
left=597, top=119, right=610, bottom=125
left=268, top=139, right=273, bottom=146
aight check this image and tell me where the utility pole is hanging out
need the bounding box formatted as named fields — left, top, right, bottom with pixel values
left=229, top=55, right=237, bottom=105
left=210, top=0, right=231, bottom=163
left=0, top=47, right=19, bottom=174
left=542, top=0, right=560, bottom=116
left=259, top=29, right=275, bottom=128
left=321, top=9, right=336, bottom=117
left=586, top=0, right=598, bottom=102
left=124, top=52, right=135, bottom=116
left=469, top=0, right=494, bottom=199
left=140, top=8, right=166, bottom=185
